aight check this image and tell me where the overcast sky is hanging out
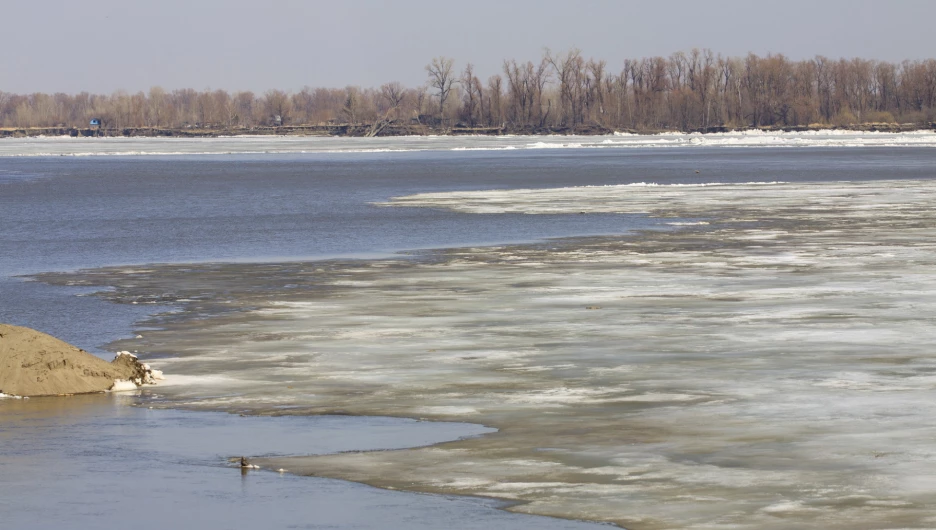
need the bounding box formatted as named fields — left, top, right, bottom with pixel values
left=3, top=0, right=934, bottom=94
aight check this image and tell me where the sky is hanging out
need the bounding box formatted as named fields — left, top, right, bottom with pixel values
left=3, top=0, right=935, bottom=95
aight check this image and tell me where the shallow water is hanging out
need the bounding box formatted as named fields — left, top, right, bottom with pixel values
left=0, top=394, right=613, bottom=530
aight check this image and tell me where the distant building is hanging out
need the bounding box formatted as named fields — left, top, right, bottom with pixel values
left=89, top=118, right=101, bottom=128
left=272, top=115, right=283, bottom=126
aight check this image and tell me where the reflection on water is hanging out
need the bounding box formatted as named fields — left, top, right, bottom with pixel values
left=0, top=394, right=610, bottom=530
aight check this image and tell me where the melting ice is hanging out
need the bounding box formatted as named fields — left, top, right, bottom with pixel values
left=3, top=129, right=936, bottom=157
left=43, top=177, right=936, bottom=529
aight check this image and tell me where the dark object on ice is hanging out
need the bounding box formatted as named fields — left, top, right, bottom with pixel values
left=240, top=456, right=250, bottom=468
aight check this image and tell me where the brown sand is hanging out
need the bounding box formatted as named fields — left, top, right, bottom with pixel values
left=0, top=323, right=135, bottom=397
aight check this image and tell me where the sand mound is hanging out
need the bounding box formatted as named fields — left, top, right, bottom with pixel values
left=0, top=323, right=158, bottom=397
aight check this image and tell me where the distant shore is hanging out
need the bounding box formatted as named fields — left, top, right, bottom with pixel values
left=2, top=121, right=934, bottom=139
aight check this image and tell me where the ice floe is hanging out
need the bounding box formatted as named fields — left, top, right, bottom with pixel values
left=2, top=130, right=936, bottom=157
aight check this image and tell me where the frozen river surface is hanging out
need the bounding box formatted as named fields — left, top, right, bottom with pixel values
left=2, top=129, right=936, bottom=158
left=3, top=133, right=936, bottom=529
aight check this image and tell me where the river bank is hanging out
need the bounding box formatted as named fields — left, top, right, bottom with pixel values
left=1, top=121, right=933, bottom=139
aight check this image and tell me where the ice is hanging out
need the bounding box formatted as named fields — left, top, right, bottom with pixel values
left=48, top=176, right=936, bottom=529
left=414, top=406, right=480, bottom=416
left=760, top=501, right=820, bottom=514
left=108, top=380, right=138, bottom=392
left=152, top=373, right=248, bottom=387
left=1, top=130, right=936, bottom=157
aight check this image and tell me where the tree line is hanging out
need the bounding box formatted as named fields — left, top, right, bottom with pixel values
left=2, top=49, right=936, bottom=133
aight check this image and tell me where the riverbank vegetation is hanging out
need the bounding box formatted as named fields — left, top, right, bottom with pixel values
left=2, top=49, right=935, bottom=135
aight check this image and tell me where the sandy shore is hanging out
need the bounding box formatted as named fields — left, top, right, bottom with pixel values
left=0, top=323, right=160, bottom=397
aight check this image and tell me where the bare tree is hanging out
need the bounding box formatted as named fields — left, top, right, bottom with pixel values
left=232, top=91, right=256, bottom=127
left=146, top=87, right=166, bottom=127
left=586, top=59, right=607, bottom=124
left=472, top=74, right=486, bottom=126
left=380, top=82, right=406, bottom=118
left=487, top=75, right=503, bottom=127
left=263, top=89, right=291, bottom=125
left=3, top=49, right=936, bottom=133
left=503, top=59, right=531, bottom=126
left=342, top=87, right=360, bottom=124
left=291, top=87, right=316, bottom=124
left=426, top=56, right=455, bottom=124
left=461, top=64, right=478, bottom=127
left=546, top=48, right=587, bottom=125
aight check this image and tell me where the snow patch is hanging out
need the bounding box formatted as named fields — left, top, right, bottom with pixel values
left=108, top=380, right=139, bottom=392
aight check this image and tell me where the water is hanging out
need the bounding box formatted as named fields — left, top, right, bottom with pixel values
left=0, top=149, right=664, bottom=353
left=2, top=134, right=936, bottom=529
left=0, top=395, right=607, bottom=530
left=3, top=142, right=933, bottom=352
left=3, top=145, right=932, bottom=277
left=0, top=152, right=652, bottom=275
